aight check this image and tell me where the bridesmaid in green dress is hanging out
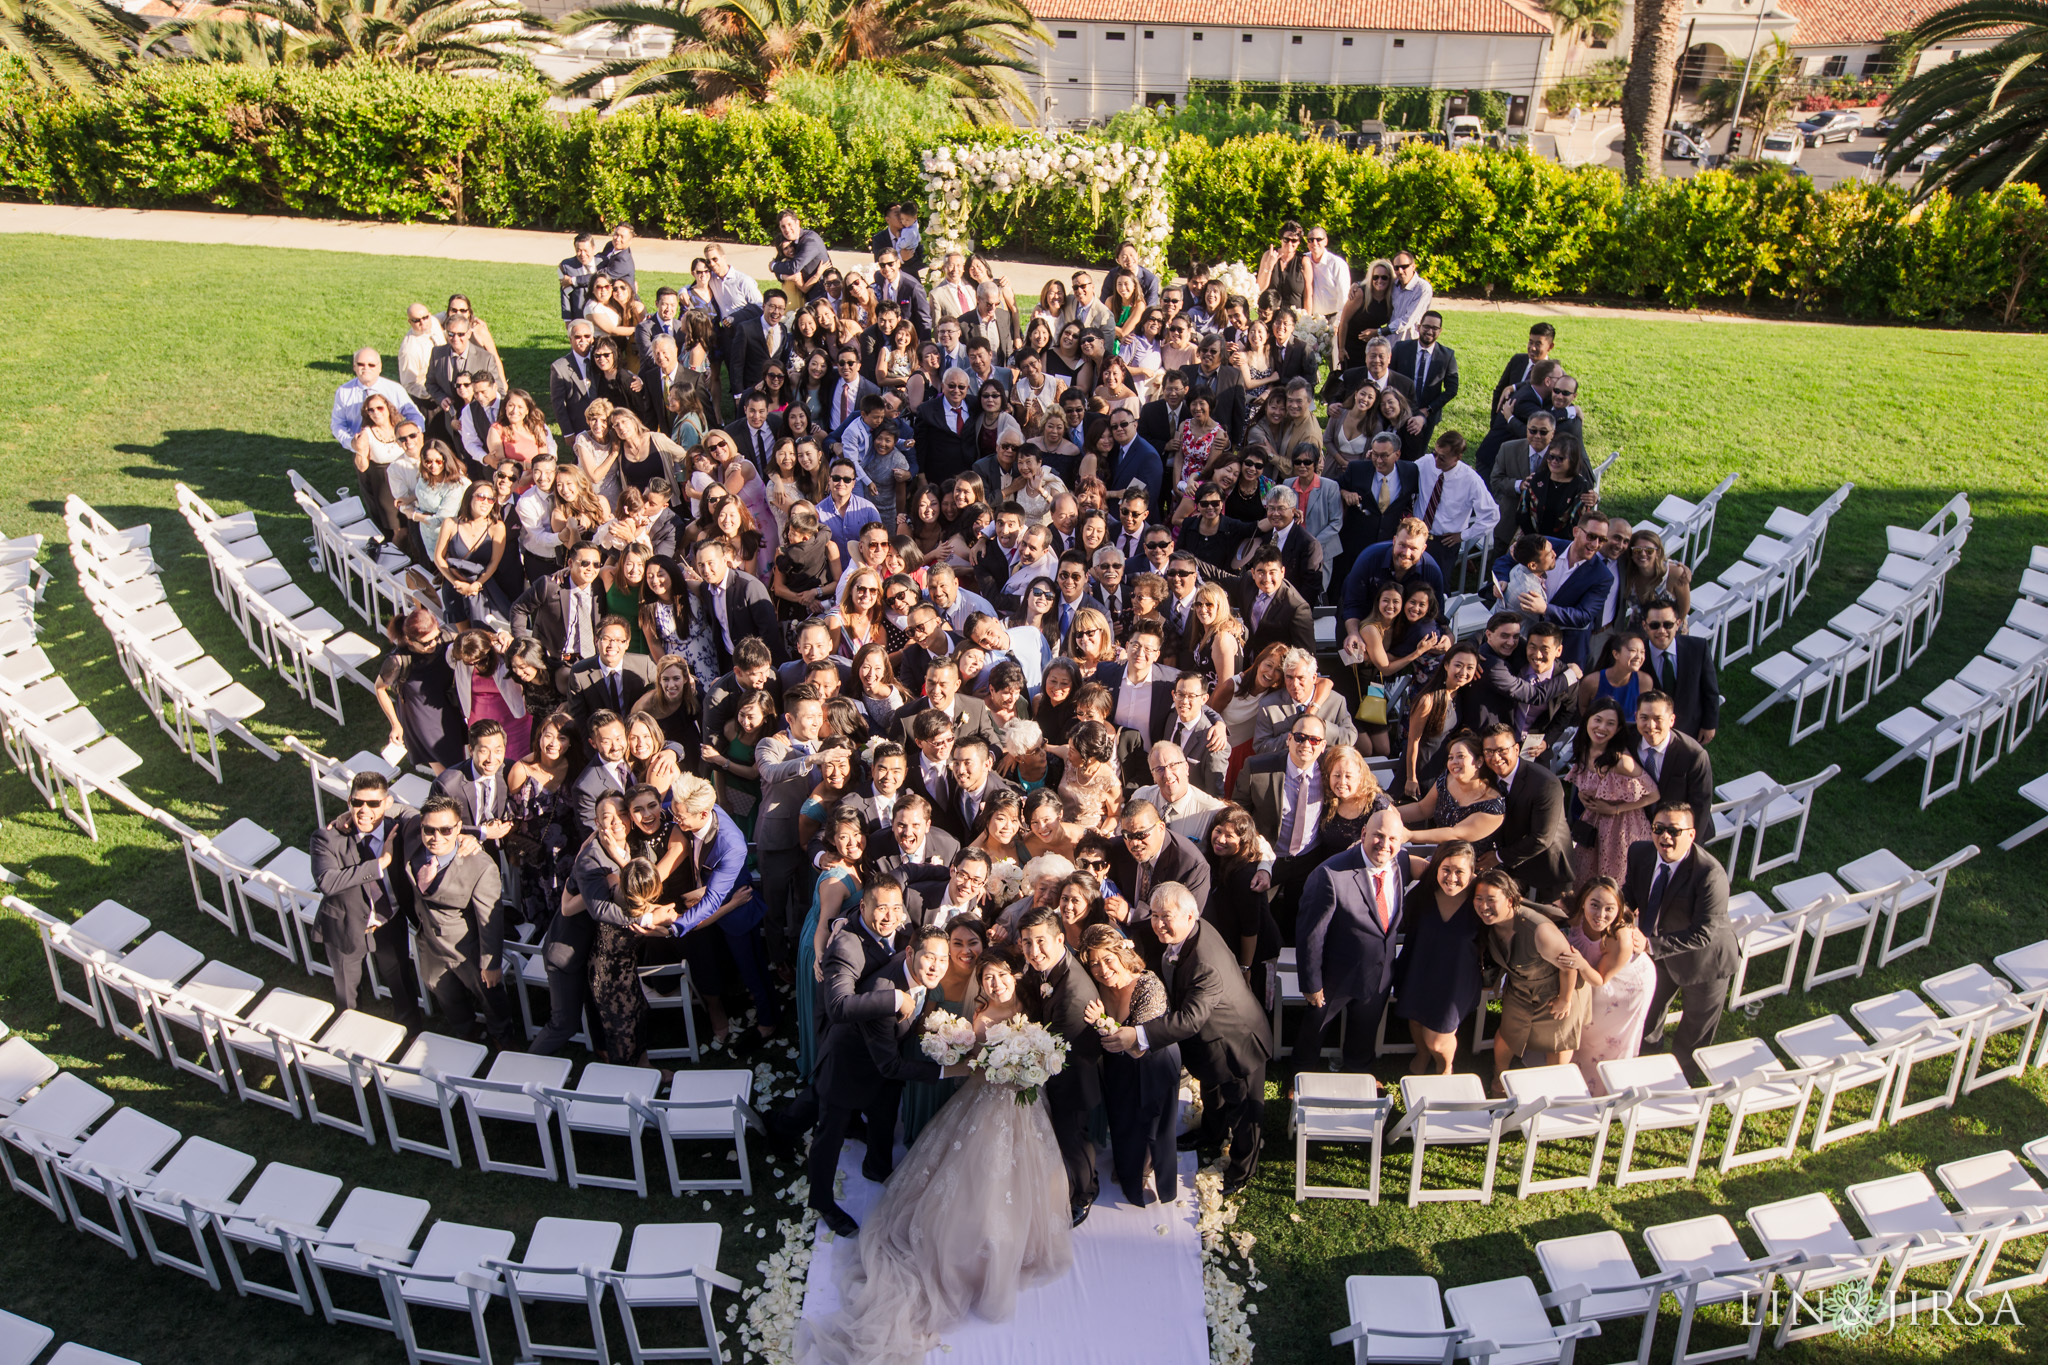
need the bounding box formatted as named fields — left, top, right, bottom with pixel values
left=900, top=915, right=987, bottom=1145
left=703, top=688, right=772, bottom=861
left=798, top=808, right=868, bottom=1081
left=601, top=542, right=651, bottom=654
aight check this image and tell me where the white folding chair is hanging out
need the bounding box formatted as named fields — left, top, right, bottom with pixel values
left=1289, top=1073, right=1390, bottom=1204
left=373, top=1032, right=490, bottom=1167
left=1848, top=990, right=1970, bottom=1124
left=149, top=960, right=264, bottom=1093
left=1599, top=1054, right=1728, bottom=1187
left=0, top=1035, right=59, bottom=1119
left=0, top=1309, right=54, bottom=1365
left=1387, top=1074, right=1516, bottom=1205
left=2001, top=772, right=2048, bottom=851
left=1537, top=1230, right=1698, bottom=1365
left=1643, top=1215, right=1804, bottom=1365
left=0, top=1073, right=114, bottom=1215
left=1838, top=844, right=1976, bottom=969
left=178, top=817, right=282, bottom=936
left=276, top=1185, right=435, bottom=1329
left=90, top=935, right=205, bottom=1057
left=1746, top=1192, right=1908, bottom=1347
left=638, top=1070, right=762, bottom=1197
left=1443, top=1276, right=1601, bottom=1365
left=488, top=1217, right=623, bottom=1365
left=1765, top=873, right=1884, bottom=990
left=288, top=1009, right=408, bottom=1143
left=1935, top=1149, right=2048, bottom=1298
left=598, top=1223, right=741, bottom=1365
left=46, top=1344, right=139, bottom=1364
left=219, top=988, right=335, bottom=1118
left=1329, top=1274, right=1467, bottom=1365
left=44, top=1106, right=180, bottom=1245
left=1723, top=891, right=1806, bottom=1011
left=1921, top=964, right=2047, bottom=1091
left=8, top=895, right=150, bottom=1024
left=368, top=1220, right=518, bottom=1365
left=1773, top=1016, right=1897, bottom=1150
left=240, top=846, right=321, bottom=971
left=1846, top=1171, right=1994, bottom=1309
left=127, top=1137, right=258, bottom=1288
left=1694, top=1037, right=1823, bottom=1172
left=639, top=959, right=702, bottom=1063
left=1739, top=765, right=1836, bottom=878
left=209, top=1161, right=345, bottom=1310
left=453, top=1053, right=572, bottom=1181
left=1501, top=1064, right=1621, bottom=1198
left=545, top=1063, right=662, bottom=1196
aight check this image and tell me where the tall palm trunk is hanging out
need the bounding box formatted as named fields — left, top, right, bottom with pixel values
left=1620, top=0, right=1687, bottom=182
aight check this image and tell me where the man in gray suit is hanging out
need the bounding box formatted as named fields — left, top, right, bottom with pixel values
left=1250, top=647, right=1359, bottom=756
left=310, top=771, right=422, bottom=1028
left=1620, top=801, right=1737, bottom=1083
left=753, top=682, right=831, bottom=962
left=403, top=794, right=515, bottom=1046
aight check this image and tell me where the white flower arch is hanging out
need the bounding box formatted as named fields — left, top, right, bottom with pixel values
left=919, top=135, right=1172, bottom=279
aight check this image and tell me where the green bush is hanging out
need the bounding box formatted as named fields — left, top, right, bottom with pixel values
left=1183, top=79, right=1509, bottom=132
left=2, top=63, right=2044, bottom=326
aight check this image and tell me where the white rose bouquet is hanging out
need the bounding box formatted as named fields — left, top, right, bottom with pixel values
left=1208, top=260, right=1259, bottom=304
left=919, top=1012, right=978, bottom=1067
left=973, top=1016, right=1068, bottom=1106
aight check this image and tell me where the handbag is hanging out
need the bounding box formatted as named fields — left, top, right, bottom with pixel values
left=1350, top=662, right=1387, bottom=726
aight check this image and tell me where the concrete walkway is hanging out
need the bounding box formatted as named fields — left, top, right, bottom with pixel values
left=0, top=200, right=1819, bottom=327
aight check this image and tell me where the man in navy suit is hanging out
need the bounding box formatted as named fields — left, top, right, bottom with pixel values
left=872, top=249, right=932, bottom=338
left=1292, top=807, right=1409, bottom=1078
left=1103, top=409, right=1164, bottom=509
left=665, top=775, right=780, bottom=1035
left=1389, top=311, right=1460, bottom=447
left=430, top=720, right=514, bottom=846
left=1489, top=510, right=1615, bottom=669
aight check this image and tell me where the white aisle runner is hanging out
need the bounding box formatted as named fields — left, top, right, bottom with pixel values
left=800, top=1142, right=1209, bottom=1365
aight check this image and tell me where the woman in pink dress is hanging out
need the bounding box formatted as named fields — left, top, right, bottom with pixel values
left=448, top=627, right=531, bottom=761
left=1564, top=697, right=1658, bottom=884
left=1557, top=877, right=1655, bottom=1094
left=1174, top=388, right=1230, bottom=494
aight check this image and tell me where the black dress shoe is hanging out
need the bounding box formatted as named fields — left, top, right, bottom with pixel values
left=814, top=1202, right=859, bottom=1238
left=1176, top=1131, right=1202, bottom=1151
left=860, top=1162, right=893, bottom=1185
left=1071, top=1201, right=1093, bottom=1228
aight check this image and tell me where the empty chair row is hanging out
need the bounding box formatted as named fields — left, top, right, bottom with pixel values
left=1682, top=483, right=1854, bottom=669
left=0, top=592, right=151, bottom=843
left=0, top=1076, right=738, bottom=1365
left=176, top=483, right=382, bottom=726
left=67, top=495, right=278, bottom=783
left=0, top=1308, right=139, bottom=1365
left=1741, top=493, right=1970, bottom=744
left=287, top=470, right=435, bottom=631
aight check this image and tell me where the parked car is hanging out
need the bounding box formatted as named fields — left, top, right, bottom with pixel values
left=1444, top=114, right=1484, bottom=149
left=1757, top=128, right=1803, bottom=165
left=1664, top=128, right=1710, bottom=162
left=1877, top=137, right=1948, bottom=174
left=1796, top=109, right=1863, bottom=145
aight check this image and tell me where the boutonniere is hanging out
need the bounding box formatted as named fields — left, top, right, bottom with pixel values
left=1039, top=982, right=1053, bottom=999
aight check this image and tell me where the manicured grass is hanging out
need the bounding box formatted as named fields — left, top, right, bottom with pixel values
left=2, top=232, right=2048, bottom=1364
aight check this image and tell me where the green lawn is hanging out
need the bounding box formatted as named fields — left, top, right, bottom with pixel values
left=3, top=233, right=2048, bottom=1364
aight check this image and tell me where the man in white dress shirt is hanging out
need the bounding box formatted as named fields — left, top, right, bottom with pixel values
left=1304, top=227, right=1351, bottom=323
left=1414, top=431, right=1499, bottom=577
left=1385, top=249, right=1434, bottom=341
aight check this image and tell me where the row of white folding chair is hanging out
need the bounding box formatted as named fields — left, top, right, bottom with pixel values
left=1865, top=616, right=2048, bottom=806
left=1636, top=471, right=1737, bottom=571
left=1699, top=765, right=1836, bottom=883
left=1931, top=1136, right=2048, bottom=1300
left=1722, top=844, right=1975, bottom=1008
left=1740, top=545, right=1962, bottom=744
left=177, top=485, right=382, bottom=724
left=287, top=471, right=432, bottom=629
left=0, top=1307, right=140, bottom=1365
left=16, top=913, right=758, bottom=1197
left=0, top=636, right=149, bottom=842
left=283, top=735, right=435, bottom=828
left=1887, top=490, right=1974, bottom=561
left=1332, top=1272, right=1602, bottom=1365
left=1684, top=483, right=1852, bottom=667
left=7, top=1075, right=740, bottom=1365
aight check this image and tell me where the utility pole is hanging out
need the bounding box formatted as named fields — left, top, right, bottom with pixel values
left=1726, top=3, right=1773, bottom=158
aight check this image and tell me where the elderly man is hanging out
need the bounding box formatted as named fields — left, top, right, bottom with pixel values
left=1332, top=334, right=1417, bottom=409
left=549, top=319, right=599, bottom=435
left=1248, top=484, right=1325, bottom=603
left=332, top=347, right=426, bottom=451
left=1294, top=807, right=1409, bottom=1078
left=913, top=367, right=980, bottom=484
left=1251, top=647, right=1358, bottom=756
left=1135, top=733, right=1229, bottom=839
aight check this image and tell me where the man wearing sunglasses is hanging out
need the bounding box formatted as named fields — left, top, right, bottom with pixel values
left=310, top=771, right=424, bottom=1028
left=1620, top=800, right=1734, bottom=1084
left=1102, top=798, right=1211, bottom=928
left=1640, top=599, right=1718, bottom=742
left=406, top=793, right=516, bottom=1046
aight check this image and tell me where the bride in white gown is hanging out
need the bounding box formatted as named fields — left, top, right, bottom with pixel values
left=799, top=946, right=1076, bottom=1365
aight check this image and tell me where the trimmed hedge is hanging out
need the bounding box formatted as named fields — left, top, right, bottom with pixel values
left=3, top=65, right=2044, bottom=326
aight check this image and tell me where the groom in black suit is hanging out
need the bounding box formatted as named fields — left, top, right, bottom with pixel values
left=1016, top=905, right=1105, bottom=1226
left=1110, top=883, right=1273, bottom=1195
left=807, top=923, right=953, bottom=1237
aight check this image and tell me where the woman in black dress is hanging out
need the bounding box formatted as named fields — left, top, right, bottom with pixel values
left=373, top=607, right=464, bottom=772
left=631, top=654, right=701, bottom=754
left=1080, top=924, right=1182, bottom=1207
left=1393, top=840, right=1485, bottom=1074
left=505, top=637, right=566, bottom=721
left=772, top=503, right=838, bottom=622
left=1202, top=804, right=1280, bottom=975
left=1310, top=745, right=1394, bottom=860
left=1518, top=436, right=1597, bottom=540
left=1400, top=644, right=1484, bottom=802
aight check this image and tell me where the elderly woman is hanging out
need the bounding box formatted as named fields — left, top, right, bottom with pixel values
left=1080, top=922, right=1181, bottom=1207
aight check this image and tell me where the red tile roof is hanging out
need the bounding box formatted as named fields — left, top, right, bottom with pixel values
left=1783, top=0, right=2015, bottom=47
left=1026, top=0, right=1553, bottom=38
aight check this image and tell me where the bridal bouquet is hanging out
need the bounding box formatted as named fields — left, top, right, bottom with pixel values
left=919, top=1012, right=979, bottom=1067
left=973, top=1017, right=1068, bottom=1106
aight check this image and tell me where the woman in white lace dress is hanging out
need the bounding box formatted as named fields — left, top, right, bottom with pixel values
left=1555, top=877, right=1655, bottom=1095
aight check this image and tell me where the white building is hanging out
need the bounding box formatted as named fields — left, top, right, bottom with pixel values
left=1024, top=1, right=1556, bottom=126
left=1780, top=0, right=2010, bottom=80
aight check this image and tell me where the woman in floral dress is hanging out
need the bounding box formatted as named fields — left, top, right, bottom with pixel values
left=1564, top=697, right=1659, bottom=883
left=1556, top=877, right=1655, bottom=1094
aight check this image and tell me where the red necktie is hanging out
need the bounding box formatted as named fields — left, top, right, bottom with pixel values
left=1373, top=867, right=1392, bottom=931
left=1422, top=469, right=1445, bottom=531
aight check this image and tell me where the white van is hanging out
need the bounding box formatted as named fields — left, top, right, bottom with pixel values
left=1444, top=115, right=1484, bottom=149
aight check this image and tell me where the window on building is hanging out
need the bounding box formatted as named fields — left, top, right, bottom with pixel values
left=1242, top=33, right=1253, bottom=42
left=1193, top=31, right=1203, bottom=40
left=1820, top=54, right=1847, bottom=77
left=1860, top=53, right=1890, bottom=78
left=1291, top=35, right=1303, bottom=44
left=1393, top=38, right=1406, bottom=48
left=1105, top=30, right=1125, bottom=39
left=1590, top=38, right=1608, bottom=48
left=1342, top=36, right=1354, bottom=46
left=1143, top=29, right=1153, bottom=38
left=1056, top=28, right=1075, bottom=38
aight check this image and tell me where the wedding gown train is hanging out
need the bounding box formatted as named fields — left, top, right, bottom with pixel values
left=798, top=1075, right=1076, bottom=1365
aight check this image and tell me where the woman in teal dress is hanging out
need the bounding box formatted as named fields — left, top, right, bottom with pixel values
left=900, top=915, right=987, bottom=1145
left=600, top=542, right=651, bottom=655
left=798, top=807, right=868, bottom=1081
left=703, top=688, right=771, bottom=866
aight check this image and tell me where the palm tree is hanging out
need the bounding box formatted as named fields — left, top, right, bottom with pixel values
left=0, top=0, right=142, bottom=93
left=1697, top=36, right=1803, bottom=155
left=146, top=0, right=551, bottom=73
left=1619, top=0, right=1688, bottom=181
left=1543, top=0, right=1621, bottom=45
left=1879, top=0, right=2048, bottom=198
left=558, top=0, right=1046, bottom=118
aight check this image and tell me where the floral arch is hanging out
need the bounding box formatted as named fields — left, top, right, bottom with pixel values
left=918, top=135, right=1172, bottom=277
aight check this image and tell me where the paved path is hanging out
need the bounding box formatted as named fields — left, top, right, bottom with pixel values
left=0, top=200, right=1822, bottom=327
